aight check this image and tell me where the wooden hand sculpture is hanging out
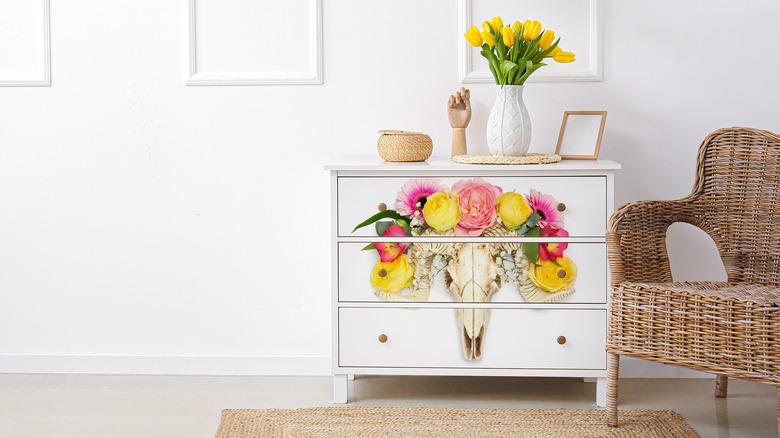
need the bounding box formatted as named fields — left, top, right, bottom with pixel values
left=447, top=87, right=471, bottom=157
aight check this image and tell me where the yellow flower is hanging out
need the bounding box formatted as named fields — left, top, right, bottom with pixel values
left=553, top=50, right=576, bottom=63
left=480, top=31, right=496, bottom=48
left=423, top=191, right=461, bottom=232
left=490, top=16, right=503, bottom=33
left=500, top=27, right=515, bottom=47
left=523, top=20, right=542, bottom=40
left=528, top=256, right=578, bottom=293
left=496, top=191, right=532, bottom=230
left=370, top=255, right=415, bottom=294
left=539, top=29, right=555, bottom=50
left=482, top=21, right=492, bottom=34
left=545, top=46, right=562, bottom=58
left=511, top=21, right=522, bottom=36
left=464, top=26, right=482, bottom=47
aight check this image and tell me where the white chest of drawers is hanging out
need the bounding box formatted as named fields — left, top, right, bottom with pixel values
left=327, top=157, right=620, bottom=405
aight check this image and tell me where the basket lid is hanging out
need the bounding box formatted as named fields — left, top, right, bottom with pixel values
left=378, top=130, right=426, bottom=136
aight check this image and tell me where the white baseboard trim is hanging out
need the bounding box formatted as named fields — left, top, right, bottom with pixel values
left=0, top=354, right=332, bottom=376
left=0, top=354, right=710, bottom=378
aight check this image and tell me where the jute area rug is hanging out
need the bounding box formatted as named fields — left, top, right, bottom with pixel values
left=214, top=406, right=698, bottom=438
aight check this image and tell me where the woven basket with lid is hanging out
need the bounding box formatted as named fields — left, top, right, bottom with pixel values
left=377, top=130, right=433, bottom=162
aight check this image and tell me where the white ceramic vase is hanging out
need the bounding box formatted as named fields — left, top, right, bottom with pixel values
left=487, top=85, right=532, bottom=156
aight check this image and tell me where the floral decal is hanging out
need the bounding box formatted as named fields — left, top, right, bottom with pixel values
left=353, top=177, right=580, bottom=360
left=353, top=178, right=578, bottom=296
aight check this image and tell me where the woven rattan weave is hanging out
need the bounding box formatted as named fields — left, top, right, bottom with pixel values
left=604, top=127, right=780, bottom=436
left=452, top=153, right=561, bottom=165
left=377, top=130, right=433, bottom=162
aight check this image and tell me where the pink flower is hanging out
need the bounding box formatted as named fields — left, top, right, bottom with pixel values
left=374, top=224, right=409, bottom=262
left=395, top=178, right=444, bottom=224
left=526, top=189, right=564, bottom=229
left=539, top=226, right=569, bottom=260
left=451, top=178, right=503, bottom=236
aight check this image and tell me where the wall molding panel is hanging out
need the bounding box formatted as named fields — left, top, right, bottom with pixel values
left=459, top=0, right=602, bottom=84
left=185, top=0, right=323, bottom=86
left=0, top=0, right=51, bottom=87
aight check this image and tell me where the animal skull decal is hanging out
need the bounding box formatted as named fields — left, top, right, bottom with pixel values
left=374, top=225, right=575, bottom=360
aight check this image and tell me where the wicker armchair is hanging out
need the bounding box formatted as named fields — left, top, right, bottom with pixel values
left=605, top=127, right=780, bottom=434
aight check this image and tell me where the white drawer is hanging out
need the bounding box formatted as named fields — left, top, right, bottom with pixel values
left=338, top=308, right=607, bottom=369
left=338, top=242, right=607, bottom=304
left=338, top=176, right=607, bottom=237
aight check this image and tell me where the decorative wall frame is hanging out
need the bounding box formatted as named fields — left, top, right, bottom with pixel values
left=458, top=0, right=601, bottom=83
left=555, top=111, right=607, bottom=160
left=185, top=0, right=323, bottom=86
left=0, top=0, right=51, bottom=87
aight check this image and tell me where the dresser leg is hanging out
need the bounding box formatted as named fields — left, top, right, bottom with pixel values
left=333, top=374, right=348, bottom=404
left=596, top=377, right=607, bottom=407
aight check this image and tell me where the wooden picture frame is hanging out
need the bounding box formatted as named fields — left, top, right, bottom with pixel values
left=554, top=111, right=607, bottom=160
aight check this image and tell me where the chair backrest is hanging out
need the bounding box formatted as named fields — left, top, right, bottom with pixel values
left=690, top=127, right=780, bottom=286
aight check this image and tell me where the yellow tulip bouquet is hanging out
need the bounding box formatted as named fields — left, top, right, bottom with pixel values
left=464, top=17, right=575, bottom=86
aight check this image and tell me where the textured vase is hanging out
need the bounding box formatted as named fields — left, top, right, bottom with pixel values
left=487, top=85, right=532, bottom=156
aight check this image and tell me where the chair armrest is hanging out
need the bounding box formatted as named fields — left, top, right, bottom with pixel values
left=606, top=199, right=696, bottom=284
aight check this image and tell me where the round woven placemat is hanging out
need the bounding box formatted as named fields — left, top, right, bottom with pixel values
left=453, top=153, right=561, bottom=165
left=215, top=407, right=699, bottom=438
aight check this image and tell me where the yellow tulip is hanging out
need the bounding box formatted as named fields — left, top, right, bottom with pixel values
left=539, top=29, right=555, bottom=50
left=523, top=20, right=542, bottom=40
left=483, top=21, right=492, bottom=34
left=490, top=16, right=503, bottom=33
left=500, top=26, right=515, bottom=47
left=511, top=21, right=522, bottom=36
left=370, top=255, right=415, bottom=294
left=480, top=31, right=496, bottom=48
left=552, top=50, right=576, bottom=63
left=545, top=46, right=561, bottom=58
left=464, top=26, right=483, bottom=47
left=529, top=256, right=577, bottom=293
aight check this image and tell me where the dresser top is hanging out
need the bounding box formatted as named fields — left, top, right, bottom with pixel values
left=325, top=156, right=621, bottom=172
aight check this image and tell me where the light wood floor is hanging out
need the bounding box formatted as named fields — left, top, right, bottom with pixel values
left=0, top=374, right=775, bottom=437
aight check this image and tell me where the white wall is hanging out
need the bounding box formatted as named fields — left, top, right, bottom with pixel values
left=0, top=0, right=778, bottom=376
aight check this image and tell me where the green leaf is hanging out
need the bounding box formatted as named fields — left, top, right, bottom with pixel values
left=533, top=38, right=560, bottom=63
left=481, top=47, right=502, bottom=84
left=375, top=221, right=394, bottom=236
left=498, top=60, right=518, bottom=85
left=523, top=225, right=541, bottom=265
left=516, top=61, right=544, bottom=85
left=361, top=243, right=376, bottom=251
left=552, top=259, right=562, bottom=267
left=522, top=38, right=540, bottom=59
left=526, top=212, right=541, bottom=228
left=524, top=242, right=540, bottom=266
left=352, top=210, right=408, bottom=233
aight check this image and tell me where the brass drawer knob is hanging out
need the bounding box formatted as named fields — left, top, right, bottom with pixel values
left=557, top=203, right=566, bottom=212
left=378, top=334, right=388, bottom=343
left=378, top=203, right=387, bottom=212
left=557, top=336, right=567, bottom=345
left=557, top=269, right=566, bottom=278
left=378, top=269, right=388, bottom=277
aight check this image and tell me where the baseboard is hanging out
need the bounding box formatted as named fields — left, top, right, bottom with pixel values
left=0, top=354, right=332, bottom=376
left=0, top=354, right=709, bottom=378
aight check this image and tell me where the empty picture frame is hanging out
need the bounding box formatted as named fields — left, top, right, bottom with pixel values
left=555, top=111, right=607, bottom=160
